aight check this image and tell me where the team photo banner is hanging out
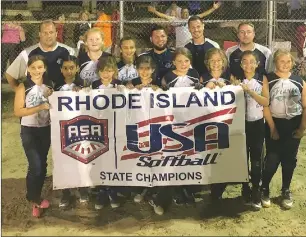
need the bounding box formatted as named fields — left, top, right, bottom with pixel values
left=49, top=86, right=248, bottom=190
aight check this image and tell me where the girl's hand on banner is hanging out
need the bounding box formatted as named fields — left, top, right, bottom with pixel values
left=206, top=81, right=216, bottom=89
left=151, top=85, right=160, bottom=91
left=117, top=85, right=126, bottom=92
left=125, top=83, right=135, bottom=90
left=194, top=82, right=204, bottom=90
left=44, top=88, right=53, bottom=98
left=241, top=83, right=251, bottom=93
left=216, top=81, right=226, bottom=88
left=136, top=84, right=144, bottom=90
left=72, top=86, right=82, bottom=92
left=82, top=87, right=91, bottom=93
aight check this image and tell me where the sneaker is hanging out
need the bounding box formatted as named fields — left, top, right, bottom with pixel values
left=134, top=188, right=148, bottom=203
left=148, top=199, right=164, bottom=215
left=261, top=188, right=271, bottom=208
left=281, top=189, right=293, bottom=210
left=251, top=187, right=262, bottom=211
left=59, top=195, right=70, bottom=208
left=184, top=189, right=195, bottom=205
left=32, top=205, right=41, bottom=218
left=108, top=190, right=120, bottom=209
left=95, top=190, right=108, bottom=210
left=79, top=188, right=89, bottom=204
left=39, top=199, right=50, bottom=209
left=242, top=185, right=252, bottom=205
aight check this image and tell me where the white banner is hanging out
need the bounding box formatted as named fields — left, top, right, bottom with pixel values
left=49, top=86, right=248, bottom=190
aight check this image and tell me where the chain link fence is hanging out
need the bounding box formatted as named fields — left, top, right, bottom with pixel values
left=1, top=1, right=305, bottom=80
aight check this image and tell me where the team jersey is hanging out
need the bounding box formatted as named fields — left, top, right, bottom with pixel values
left=226, top=43, right=272, bottom=79
left=201, top=69, right=231, bottom=86
left=92, top=79, right=122, bottom=89
left=185, top=38, right=220, bottom=76
left=117, top=60, right=139, bottom=82
left=21, top=77, right=53, bottom=127
left=242, top=73, right=264, bottom=121
left=163, top=68, right=199, bottom=88
left=267, top=72, right=303, bottom=119
left=55, top=77, right=84, bottom=91
left=140, top=48, right=174, bottom=86
left=6, top=43, right=75, bottom=88
left=78, top=51, right=111, bottom=85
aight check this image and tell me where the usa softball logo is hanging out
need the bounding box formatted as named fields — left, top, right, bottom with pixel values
left=60, top=115, right=109, bottom=164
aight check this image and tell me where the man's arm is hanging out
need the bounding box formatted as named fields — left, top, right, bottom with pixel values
left=197, top=2, right=221, bottom=19
left=5, top=50, right=28, bottom=91
left=148, top=6, right=174, bottom=21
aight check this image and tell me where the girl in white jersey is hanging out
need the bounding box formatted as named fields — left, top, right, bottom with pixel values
left=162, top=48, right=199, bottom=206
left=240, top=51, right=269, bottom=210
left=117, top=36, right=139, bottom=82
left=56, top=56, right=92, bottom=208
left=14, top=55, right=53, bottom=217
left=91, top=55, right=122, bottom=210
left=261, top=49, right=306, bottom=210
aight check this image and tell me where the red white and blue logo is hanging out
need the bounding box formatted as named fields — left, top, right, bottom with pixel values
left=60, top=115, right=109, bottom=164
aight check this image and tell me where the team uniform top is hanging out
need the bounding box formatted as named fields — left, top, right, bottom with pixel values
left=185, top=38, right=220, bottom=76
left=54, top=77, right=84, bottom=91
left=163, top=68, right=199, bottom=87
left=21, top=77, right=53, bottom=127
left=92, top=79, right=122, bottom=89
left=117, top=60, right=139, bottom=82
left=6, top=43, right=75, bottom=88
left=78, top=51, right=111, bottom=84
left=201, top=69, right=231, bottom=86
left=267, top=72, right=304, bottom=120
left=242, top=73, right=264, bottom=122
left=226, top=43, right=272, bottom=79
left=140, top=48, right=174, bottom=86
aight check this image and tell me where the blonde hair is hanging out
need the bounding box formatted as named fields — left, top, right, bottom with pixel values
left=204, top=48, right=228, bottom=72
left=273, top=49, right=295, bottom=67
left=83, top=27, right=105, bottom=51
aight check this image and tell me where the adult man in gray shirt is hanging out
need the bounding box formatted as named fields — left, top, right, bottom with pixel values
left=5, top=20, right=75, bottom=91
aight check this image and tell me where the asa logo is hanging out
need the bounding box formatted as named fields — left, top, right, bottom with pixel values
left=60, top=115, right=109, bottom=164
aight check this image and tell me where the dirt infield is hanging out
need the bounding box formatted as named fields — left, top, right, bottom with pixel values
left=2, top=84, right=306, bottom=236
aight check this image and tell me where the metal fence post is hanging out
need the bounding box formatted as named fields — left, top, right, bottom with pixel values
left=268, top=1, right=274, bottom=50
left=120, top=0, right=124, bottom=39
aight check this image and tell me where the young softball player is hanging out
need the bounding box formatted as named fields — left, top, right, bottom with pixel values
left=56, top=55, right=92, bottom=208
left=91, top=55, right=122, bottom=210
left=161, top=47, right=199, bottom=90
left=240, top=50, right=269, bottom=210
left=14, top=55, right=53, bottom=217
left=261, top=49, right=305, bottom=209
left=117, top=36, right=139, bottom=82
left=126, top=54, right=159, bottom=91
left=92, top=55, right=121, bottom=89
left=126, top=55, right=166, bottom=215
left=201, top=48, right=231, bottom=89
left=78, top=27, right=111, bottom=87
left=161, top=47, right=200, bottom=205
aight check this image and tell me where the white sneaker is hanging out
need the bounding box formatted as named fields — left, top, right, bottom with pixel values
left=134, top=189, right=147, bottom=203
left=94, top=204, right=104, bottom=210
left=261, top=188, right=271, bottom=208
left=281, top=190, right=293, bottom=210
left=148, top=200, right=164, bottom=215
